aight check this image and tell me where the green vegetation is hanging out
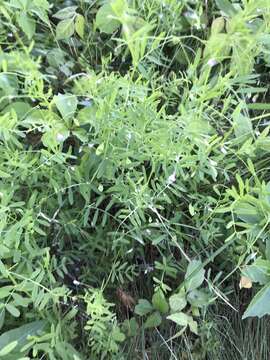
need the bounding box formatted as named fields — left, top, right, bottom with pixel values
left=1, top=0, right=270, bottom=358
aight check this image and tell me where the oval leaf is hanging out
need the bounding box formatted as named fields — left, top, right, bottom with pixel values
left=185, top=260, right=205, bottom=292
left=243, top=283, right=270, bottom=319
left=56, top=19, right=75, bottom=40
left=144, top=311, right=162, bottom=329
left=152, top=289, right=169, bottom=314
left=6, top=304, right=20, bottom=318
left=53, top=6, right=77, bottom=20
left=215, top=0, right=237, bottom=17
left=96, top=4, right=120, bottom=34
left=167, top=312, right=189, bottom=327
left=134, top=299, right=153, bottom=316
left=53, top=93, right=78, bottom=119
left=17, top=12, right=36, bottom=39
left=75, top=14, right=85, bottom=38
left=0, top=340, right=18, bottom=356
left=169, top=293, right=187, bottom=312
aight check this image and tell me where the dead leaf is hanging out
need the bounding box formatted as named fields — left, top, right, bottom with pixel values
left=239, top=275, right=252, bottom=289
left=116, top=288, right=136, bottom=310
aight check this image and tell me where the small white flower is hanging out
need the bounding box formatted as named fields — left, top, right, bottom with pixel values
left=220, top=146, right=227, bottom=154
left=81, top=99, right=92, bottom=107
left=144, top=265, right=154, bottom=274
left=73, top=280, right=80, bottom=286
left=252, top=95, right=259, bottom=103
left=167, top=171, right=176, bottom=184
left=207, top=59, right=218, bottom=67
left=56, top=133, right=65, bottom=142
left=88, top=143, right=94, bottom=148
left=184, top=11, right=198, bottom=20
left=127, top=132, right=132, bottom=140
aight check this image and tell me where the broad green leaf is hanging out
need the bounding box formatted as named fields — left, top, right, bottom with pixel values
left=144, top=311, right=162, bottom=329
left=169, top=293, right=187, bottom=312
left=152, top=289, right=169, bottom=314
left=75, top=14, right=85, bottom=38
left=187, top=289, right=210, bottom=307
left=204, top=33, right=230, bottom=61
left=9, top=0, right=25, bottom=9
left=53, top=93, right=78, bottom=119
left=41, top=125, right=69, bottom=148
left=0, top=74, right=18, bottom=96
left=122, top=317, right=138, bottom=337
left=17, top=12, right=36, bottom=39
left=77, top=106, right=97, bottom=125
left=242, top=260, right=270, bottom=285
left=56, top=19, right=75, bottom=40
left=233, top=114, right=253, bottom=139
left=211, top=17, right=225, bottom=34
left=111, top=326, right=125, bottom=342
left=234, top=202, right=261, bottom=224
left=243, top=283, right=270, bottom=318
left=188, top=318, right=198, bottom=335
left=3, top=102, right=31, bottom=120
left=215, top=0, right=237, bottom=17
left=0, top=286, right=13, bottom=299
left=32, top=6, right=50, bottom=25
left=53, top=6, right=77, bottom=19
left=185, top=260, right=205, bottom=292
left=96, top=4, right=121, bottom=34
left=32, top=1, right=50, bottom=11
left=110, top=0, right=127, bottom=17
left=0, top=321, right=46, bottom=350
left=0, top=341, right=18, bottom=356
left=167, top=312, right=189, bottom=327
left=134, top=299, right=153, bottom=316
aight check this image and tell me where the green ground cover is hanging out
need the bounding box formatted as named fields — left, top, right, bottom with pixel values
left=1, top=0, right=270, bottom=359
